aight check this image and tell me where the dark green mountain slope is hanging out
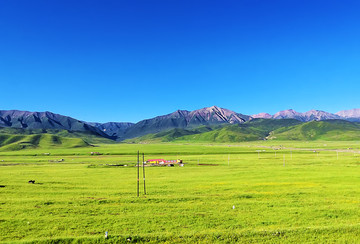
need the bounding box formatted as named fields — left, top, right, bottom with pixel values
left=244, top=118, right=303, bottom=131
left=125, top=126, right=218, bottom=143
left=127, top=119, right=360, bottom=143
left=127, top=119, right=302, bottom=143
left=268, top=120, right=360, bottom=140
left=0, top=127, right=115, bottom=144
left=176, top=124, right=263, bottom=142
left=0, top=134, right=89, bottom=151
left=175, top=119, right=301, bottom=142
left=0, top=110, right=115, bottom=140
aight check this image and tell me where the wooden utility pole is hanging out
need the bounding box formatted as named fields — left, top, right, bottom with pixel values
left=137, top=151, right=140, bottom=197
left=143, top=153, right=146, bottom=195
left=283, top=154, right=285, bottom=167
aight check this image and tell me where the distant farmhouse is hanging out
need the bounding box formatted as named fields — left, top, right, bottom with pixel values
left=146, top=159, right=182, bottom=166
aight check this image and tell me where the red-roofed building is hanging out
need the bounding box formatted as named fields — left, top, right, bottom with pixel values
left=146, top=159, right=165, bottom=164
left=146, top=159, right=182, bottom=165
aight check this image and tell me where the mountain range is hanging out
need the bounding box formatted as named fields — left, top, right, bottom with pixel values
left=0, top=110, right=113, bottom=138
left=117, top=106, right=250, bottom=140
left=252, top=109, right=360, bottom=121
left=115, top=106, right=360, bottom=140
left=1, top=107, right=360, bottom=143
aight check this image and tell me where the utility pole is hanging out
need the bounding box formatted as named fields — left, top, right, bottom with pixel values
left=283, top=154, right=285, bottom=167
left=143, top=153, right=146, bottom=195
left=137, top=151, right=139, bottom=197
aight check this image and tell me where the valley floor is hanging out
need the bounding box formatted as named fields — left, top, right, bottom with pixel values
left=0, top=141, right=360, bottom=243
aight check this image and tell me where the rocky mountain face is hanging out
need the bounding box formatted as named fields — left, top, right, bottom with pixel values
left=188, top=106, right=250, bottom=124
left=251, top=113, right=272, bottom=119
left=302, top=110, right=341, bottom=121
left=272, top=109, right=303, bottom=120
left=254, top=109, right=342, bottom=122
left=0, top=110, right=113, bottom=139
left=336, top=109, right=360, bottom=122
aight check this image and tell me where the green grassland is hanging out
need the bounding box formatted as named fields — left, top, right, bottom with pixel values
left=1, top=142, right=360, bottom=243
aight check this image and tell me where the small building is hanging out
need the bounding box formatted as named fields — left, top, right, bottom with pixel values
left=146, top=159, right=182, bottom=165
left=147, top=159, right=165, bottom=164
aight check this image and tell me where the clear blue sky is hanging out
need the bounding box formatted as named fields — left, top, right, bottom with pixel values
left=1, top=0, right=360, bottom=123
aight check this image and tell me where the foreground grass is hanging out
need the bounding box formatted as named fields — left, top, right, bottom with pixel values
left=1, top=142, right=360, bottom=243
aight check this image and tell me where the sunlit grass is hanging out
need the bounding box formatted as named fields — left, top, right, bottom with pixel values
left=1, top=142, right=360, bottom=243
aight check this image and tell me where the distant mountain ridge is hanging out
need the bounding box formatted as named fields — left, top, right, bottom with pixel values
left=87, top=122, right=134, bottom=138
left=0, top=110, right=114, bottom=140
left=253, top=109, right=357, bottom=122
left=118, top=106, right=250, bottom=140
left=94, top=107, right=360, bottom=140
left=1, top=107, right=360, bottom=142
left=335, top=109, right=360, bottom=122
left=251, top=113, right=272, bottom=119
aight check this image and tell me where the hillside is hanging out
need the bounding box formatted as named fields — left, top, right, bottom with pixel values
left=175, top=119, right=302, bottom=142
left=124, top=125, right=219, bottom=143
left=126, top=119, right=360, bottom=143
left=0, top=133, right=89, bottom=151
left=0, top=127, right=115, bottom=144
left=175, top=124, right=264, bottom=142
left=127, top=119, right=302, bottom=143
left=268, top=120, right=360, bottom=140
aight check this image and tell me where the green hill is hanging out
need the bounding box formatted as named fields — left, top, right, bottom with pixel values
left=0, top=127, right=115, bottom=144
left=126, top=119, right=360, bottom=143
left=124, top=126, right=217, bottom=143
left=244, top=118, right=303, bottom=131
left=126, top=119, right=302, bottom=143
left=175, top=119, right=301, bottom=142
left=0, top=133, right=89, bottom=151
left=269, top=120, right=360, bottom=140
left=175, top=124, right=263, bottom=142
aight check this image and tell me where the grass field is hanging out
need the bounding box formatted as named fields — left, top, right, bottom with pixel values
left=1, top=141, right=360, bottom=243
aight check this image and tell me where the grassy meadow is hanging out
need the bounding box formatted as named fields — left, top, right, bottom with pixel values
left=1, top=141, right=360, bottom=243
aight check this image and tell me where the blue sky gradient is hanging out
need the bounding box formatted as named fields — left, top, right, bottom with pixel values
left=1, top=0, right=360, bottom=122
